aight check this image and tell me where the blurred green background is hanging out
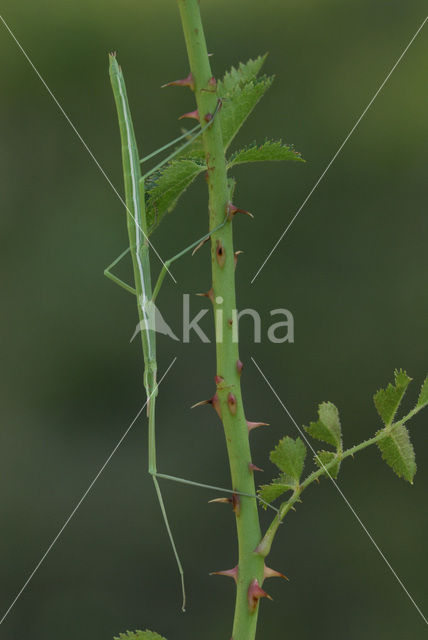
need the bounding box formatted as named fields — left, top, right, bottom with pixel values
left=1, top=1, right=427, bottom=638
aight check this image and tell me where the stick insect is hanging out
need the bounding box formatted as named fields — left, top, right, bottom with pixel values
left=106, top=53, right=277, bottom=611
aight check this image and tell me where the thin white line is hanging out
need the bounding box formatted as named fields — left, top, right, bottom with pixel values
left=0, top=13, right=176, bottom=284
left=251, top=356, right=428, bottom=626
left=0, top=357, right=177, bottom=626
left=250, top=15, right=428, bottom=284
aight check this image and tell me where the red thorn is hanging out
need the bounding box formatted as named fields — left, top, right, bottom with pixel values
left=210, top=565, right=238, bottom=583
left=179, top=109, right=199, bottom=121
left=208, top=494, right=239, bottom=514
left=209, top=497, right=232, bottom=505
left=211, top=392, right=222, bottom=418
left=215, top=375, right=224, bottom=385
left=227, top=202, right=254, bottom=220
left=234, top=250, right=244, bottom=268
left=216, top=239, right=226, bottom=268
left=249, top=462, right=264, bottom=473
left=248, top=578, right=272, bottom=612
left=264, top=565, right=289, bottom=581
left=191, top=392, right=222, bottom=419
left=236, top=360, right=244, bottom=375
left=201, top=76, right=217, bottom=93
left=228, top=318, right=233, bottom=327
left=228, top=392, right=237, bottom=415
left=191, top=398, right=211, bottom=409
left=204, top=112, right=213, bottom=123
left=196, top=287, right=214, bottom=303
left=162, top=72, right=194, bottom=90
left=247, top=421, right=269, bottom=432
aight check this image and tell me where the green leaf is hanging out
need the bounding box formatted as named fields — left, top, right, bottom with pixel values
left=416, top=375, right=428, bottom=410
left=114, top=631, right=166, bottom=640
left=258, top=473, right=295, bottom=509
left=145, top=159, right=205, bottom=233
left=305, top=402, right=342, bottom=450
left=228, top=139, right=303, bottom=168
left=272, top=472, right=295, bottom=489
left=269, top=436, right=306, bottom=482
left=178, top=56, right=269, bottom=161
left=148, top=55, right=302, bottom=232
left=377, top=424, right=416, bottom=483
left=217, top=54, right=268, bottom=96
left=220, top=75, right=274, bottom=150
left=314, top=451, right=341, bottom=479
left=374, top=369, right=412, bottom=427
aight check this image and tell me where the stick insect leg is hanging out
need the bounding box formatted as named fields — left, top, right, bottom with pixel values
left=104, top=247, right=137, bottom=296
left=155, top=472, right=279, bottom=514
left=142, top=99, right=221, bottom=182
left=140, top=123, right=201, bottom=165
left=151, top=474, right=186, bottom=612
left=151, top=214, right=229, bottom=303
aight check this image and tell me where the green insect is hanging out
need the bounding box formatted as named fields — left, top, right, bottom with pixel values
left=106, top=53, right=276, bottom=611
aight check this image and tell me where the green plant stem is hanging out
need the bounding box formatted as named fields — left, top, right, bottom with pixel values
left=257, top=406, right=423, bottom=558
left=177, top=2, right=264, bottom=639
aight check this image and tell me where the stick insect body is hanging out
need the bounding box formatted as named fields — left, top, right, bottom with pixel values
left=107, top=54, right=277, bottom=611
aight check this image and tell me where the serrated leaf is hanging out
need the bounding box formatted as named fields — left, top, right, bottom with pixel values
left=178, top=56, right=270, bottom=162
left=269, top=436, right=306, bottom=482
left=217, top=54, right=268, bottom=96
left=377, top=424, right=416, bottom=483
left=228, top=139, right=303, bottom=167
left=272, top=472, right=295, bottom=488
left=305, top=402, right=342, bottom=450
left=114, top=631, right=166, bottom=640
left=220, top=76, right=274, bottom=150
left=314, top=450, right=341, bottom=479
left=416, top=375, right=428, bottom=410
left=145, top=159, right=205, bottom=233
left=149, top=55, right=301, bottom=232
left=258, top=473, right=295, bottom=509
left=374, top=369, right=412, bottom=426
left=258, top=483, right=291, bottom=508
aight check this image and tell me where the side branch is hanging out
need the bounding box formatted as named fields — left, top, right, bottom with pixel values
left=257, top=404, right=425, bottom=558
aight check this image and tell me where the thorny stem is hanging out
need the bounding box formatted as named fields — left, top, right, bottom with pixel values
left=177, top=2, right=264, bottom=639
left=257, top=406, right=423, bottom=558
